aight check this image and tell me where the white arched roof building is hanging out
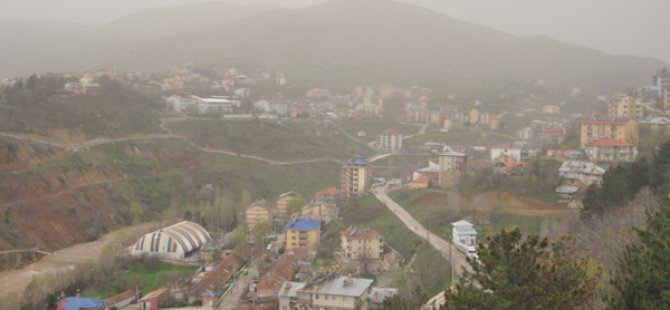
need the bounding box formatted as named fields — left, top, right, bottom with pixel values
left=131, top=221, right=212, bottom=260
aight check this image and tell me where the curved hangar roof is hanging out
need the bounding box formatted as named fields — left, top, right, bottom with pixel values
left=132, top=221, right=211, bottom=256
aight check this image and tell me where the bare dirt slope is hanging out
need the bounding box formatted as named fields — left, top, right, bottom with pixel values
left=0, top=222, right=156, bottom=298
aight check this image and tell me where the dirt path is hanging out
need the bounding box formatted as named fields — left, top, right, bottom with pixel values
left=0, top=222, right=156, bottom=298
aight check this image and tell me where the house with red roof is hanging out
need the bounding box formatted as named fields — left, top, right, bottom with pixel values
left=314, top=187, right=340, bottom=204
left=579, top=118, right=638, bottom=149
left=539, top=127, right=566, bottom=145
left=584, top=138, right=638, bottom=162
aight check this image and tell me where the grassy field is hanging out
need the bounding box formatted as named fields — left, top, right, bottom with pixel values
left=83, top=259, right=198, bottom=298
left=168, top=119, right=374, bottom=161
left=402, top=127, right=511, bottom=148
left=340, top=195, right=451, bottom=296
left=339, top=118, right=419, bottom=142
left=389, top=189, right=564, bottom=241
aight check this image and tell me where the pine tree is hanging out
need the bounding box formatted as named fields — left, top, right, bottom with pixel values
left=444, top=228, right=599, bottom=310
left=608, top=199, right=670, bottom=309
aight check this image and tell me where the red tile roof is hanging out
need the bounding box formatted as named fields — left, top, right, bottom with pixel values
left=541, top=127, right=566, bottom=136
left=410, top=175, right=430, bottom=185
left=581, top=119, right=627, bottom=125
left=106, top=290, right=135, bottom=306
left=342, top=228, right=383, bottom=241
left=587, top=138, right=635, bottom=147
left=381, top=128, right=401, bottom=136
left=316, top=187, right=340, bottom=196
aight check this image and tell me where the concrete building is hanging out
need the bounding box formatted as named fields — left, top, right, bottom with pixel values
left=314, top=187, right=340, bottom=204
left=608, top=95, right=644, bottom=120
left=285, top=217, right=321, bottom=251
left=377, top=129, right=403, bottom=152
left=342, top=155, right=372, bottom=199
left=469, top=108, right=480, bottom=125
left=279, top=281, right=307, bottom=310
left=542, top=105, right=561, bottom=115
left=341, top=227, right=384, bottom=261
left=166, top=94, right=240, bottom=115
left=558, top=161, right=606, bottom=186
left=579, top=119, right=638, bottom=149
left=490, top=143, right=522, bottom=162
left=539, top=127, right=566, bottom=145
left=438, top=151, right=467, bottom=188
left=584, top=138, right=638, bottom=162
left=131, top=221, right=211, bottom=260
left=302, top=203, right=339, bottom=224
left=663, top=88, right=670, bottom=110
left=653, top=68, right=670, bottom=98
left=295, top=276, right=374, bottom=310
left=246, top=200, right=274, bottom=232
left=452, top=220, right=477, bottom=248
left=276, top=191, right=296, bottom=227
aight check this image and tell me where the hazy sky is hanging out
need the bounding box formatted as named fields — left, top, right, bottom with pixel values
left=1, top=0, right=668, bottom=63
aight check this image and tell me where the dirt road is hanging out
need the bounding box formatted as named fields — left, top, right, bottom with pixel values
left=0, top=222, right=156, bottom=298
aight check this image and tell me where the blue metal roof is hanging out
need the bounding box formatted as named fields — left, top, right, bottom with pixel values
left=202, top=290, right=217, bottom=297
left=285, top=217, right=321, bottom=231
left=347, top=155, right=368, bottom=166
left=57, top=297, right=105, bottom=310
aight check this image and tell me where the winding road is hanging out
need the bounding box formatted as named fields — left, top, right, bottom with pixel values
left=373, top=185, right=469, bottom=274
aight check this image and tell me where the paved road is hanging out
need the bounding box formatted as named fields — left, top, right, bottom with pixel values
left=218, top=267, right=257, bottom=310
left=372, top=186, right=469, bottom=274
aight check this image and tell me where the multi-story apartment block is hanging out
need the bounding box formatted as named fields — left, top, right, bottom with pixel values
left=341, top=155, right=372, bottom=199
left=377, top=129, right=402, bottom=152
left=341, top=227, right=384, bottom=261
left=579, top=119, right=638, bottom=149
left=607, top=95, right=644, bottom=120
left=284, top=217, right=321, bottom=251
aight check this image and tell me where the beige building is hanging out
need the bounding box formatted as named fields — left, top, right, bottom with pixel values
left=341, top=227, right=384, bottom=261
left=580, top=119, right=638, bottom=149
left=542, top=105, right=561, bottom=115
left=585, top=138, right=638, bottom=162
left=342, top=156, right=372, bottom=199
left=663, top=88, right=670, bottom=110
left=608, top=95, right=644, bottom=120
left=284, top=217, right=321, bottom=251
left=295, top=277, right=374, bottom=310
left=246, top=200, right=273, bottom=232
left=275, top=191, right=296, bottom=226
left=302, top=203, right=339, bottom=224
left=469, top=108, right=480, bottom=125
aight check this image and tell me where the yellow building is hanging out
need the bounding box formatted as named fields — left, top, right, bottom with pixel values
left=275, top=191, right=296, bottom=226
left=469, top=108, right=480, bottom=125
left=489, top=116, right=501, bottom=130
left=580, top=119, right=638, bottom=149
left=542, top=105, right=561, bottom=115
left=664, top=88, right=670, bottom=110
left=245, top=200, right=273, bottom=232
left=341, top=227, right=384, bottom=261
left=608, top=95, right=644, bottom=120
left=284, top=217, right=321, bottom=251
left=342, top=156, right=372, bottom=199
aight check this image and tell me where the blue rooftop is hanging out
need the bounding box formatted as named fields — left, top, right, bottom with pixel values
left=285, top=217, right=321, bottom=231
left=57, top=297, right=105, bottom=310
left=347, top=155, right=368, bottom=166
left=202, top=290, right=217, bottom=297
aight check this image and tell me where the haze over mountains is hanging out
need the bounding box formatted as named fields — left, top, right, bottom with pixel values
left=1, top=0, right=666, bottom=93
